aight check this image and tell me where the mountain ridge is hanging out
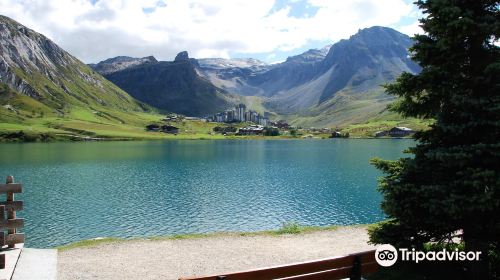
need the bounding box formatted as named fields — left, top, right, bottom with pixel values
left=90, top=26, right=419, bottom=126
left=89, top=56, right=158, bottom=75
left=0, top=14, right=426, bottom=141
left=267, top=26, right=420, bottom=126
left=99, top=51, right=237, bottom=116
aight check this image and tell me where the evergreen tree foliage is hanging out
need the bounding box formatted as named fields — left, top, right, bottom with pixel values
left=264, top=127, right=280, bottom=136
left=369, top=0, right=499, bottom=278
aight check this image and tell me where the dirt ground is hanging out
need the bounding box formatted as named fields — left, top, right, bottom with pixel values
left=58, top=226, right=375, bottom=280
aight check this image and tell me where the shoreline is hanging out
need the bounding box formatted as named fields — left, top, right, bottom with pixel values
left=57, top=224, right=376, bottom=280
left=56, top=223, right=373, bottom=251
left=0, top=134, right=414, bottom=143
left=1, top=117, right=421, bottom=143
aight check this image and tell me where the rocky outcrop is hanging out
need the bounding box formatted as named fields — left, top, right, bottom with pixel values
left=174, top=51, right=189, bottom=62
left=100, top=51, right=235, bottom=116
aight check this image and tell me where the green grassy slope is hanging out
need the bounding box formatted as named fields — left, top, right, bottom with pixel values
left=341, top=114, right=433, bottom=137
left=1, top=83, right=248, bottom=141
left=0, top=82, right=159, bottom=140
left=273, top=91, right=430, bottom=136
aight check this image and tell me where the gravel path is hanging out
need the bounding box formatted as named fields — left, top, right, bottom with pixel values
left=58, top=226, right=374, bottom=280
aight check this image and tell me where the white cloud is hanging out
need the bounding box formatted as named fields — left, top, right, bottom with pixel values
left=398, top=21, right=424, bottom=37
left=0, top=0, right=419, bottom=63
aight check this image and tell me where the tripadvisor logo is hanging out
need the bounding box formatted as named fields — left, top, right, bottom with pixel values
left=375, top=244, right=398, bottom=267
left=375, top=244, right=482, bottom=267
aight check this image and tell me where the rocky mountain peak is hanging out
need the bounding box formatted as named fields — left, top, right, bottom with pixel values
left=174, top=51, right=189, bottom=62
left=0, top=15, right=76, bottom=73
left=0, top=15, right=80, bottom=99
left=90, top=55, right=158, bottom=75
left=322, top=26, right=416, bottom=67
left=143, top=56, right=158, bottom=63
left=349, top=26, right=413, bottom=47
left=285, top=47, right=330, bottom=64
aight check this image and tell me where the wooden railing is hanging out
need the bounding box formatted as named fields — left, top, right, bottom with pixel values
left=0, top=176, right=25, bottom=269
left=179, top=250, right=378, bottom=280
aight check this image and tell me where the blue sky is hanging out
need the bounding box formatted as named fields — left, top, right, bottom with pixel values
left=235, top=0, right=421, bottom=62
left=0, top=0, right=422, bottom=63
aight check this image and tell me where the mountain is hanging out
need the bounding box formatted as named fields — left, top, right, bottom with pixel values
left=0, top=15, right=163, bottom=140
left=244, top=46, right=331, bottom=98
left=0, top=14, right=423, bottom=138
left=0, top=15, right=149, bottom=114
left=198, top=58, right=267, bottom=69
left=285, top=45, right=331, bottom=63
left=95, top=51, right=236, bottom=116
left=196, top=58, right=270, bottom=96
left=197, top=27, right=420, bottom=126
left=196, top=46, right=331, bottom=97
left=88, top=56, right=158, bottom=75
left=259, top=27, right=420, bottom=125
left=90, top=26, right=420, bottom=126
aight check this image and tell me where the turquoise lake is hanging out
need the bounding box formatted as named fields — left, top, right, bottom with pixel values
left=0, top=139, right=413, bottom=248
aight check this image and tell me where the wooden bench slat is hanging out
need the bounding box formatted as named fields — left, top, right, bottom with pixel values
left=0, top=218, right=24, bottom=230
left=276, top=262, right=379, bottom=280
left=0, top=201, right=23, bottom=211
left=0, top=184, right=22, bottom=194
left=0, top=254, right=4, bottom=269
left=0, top=232, right=25, bottom=246
left=179, top=250, right=376, bottom=280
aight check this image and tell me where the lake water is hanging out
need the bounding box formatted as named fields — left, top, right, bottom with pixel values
left=0, top=139, right=413, bottom=248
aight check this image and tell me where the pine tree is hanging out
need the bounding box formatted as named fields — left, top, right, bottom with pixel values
left=369, top=0, right=499, bottom=278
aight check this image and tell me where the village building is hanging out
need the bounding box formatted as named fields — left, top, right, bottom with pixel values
left=211, top=104, right=272, bottom=127
left=387, top=127, right=414, bottom=137
left=145, top=124, right=160, bottom=131
left=226, top=109, right=236, bottom=122
left=162, top=115, right=179, bottom=122
left=374, top=131, right=387, bottom=137
left=250, top=111, right=259, bottom=123
left=375, top=127, right=414, bottom=137
left=331, top=131, right=343, bottom=138
left=184, top=117, right=203, bottom=121
left=244, top=111, right=252, bottom=122
left=258, top=117, right=269, bottom=126
left=236, top=103, right=246, bottom=121
left=161, top=125, right=179, bottom=134
left=270, top=120, right=290, bottom=129
left=237, top=125, right=264, bottom=135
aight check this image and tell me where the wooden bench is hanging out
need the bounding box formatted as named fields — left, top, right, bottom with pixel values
left=0, top=176, right=25, bottom=271
left=179, top=250, right=378, bottom=280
